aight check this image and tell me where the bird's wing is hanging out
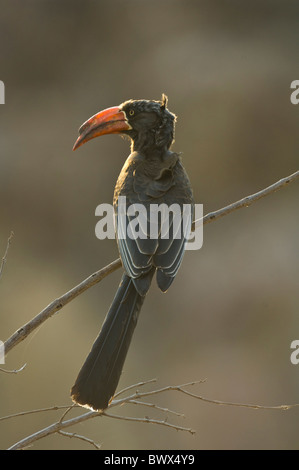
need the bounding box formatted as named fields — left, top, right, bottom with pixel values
left=114, top=154, right=194, bottom=294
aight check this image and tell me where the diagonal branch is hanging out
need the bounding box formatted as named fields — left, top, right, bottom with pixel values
left=7, top=409, right=99, bottom=450
left=4, top=258, right=121, bottom=356
left=3, top=170, right=299, bottom=357
left=193, top=169, right=299, bottom=228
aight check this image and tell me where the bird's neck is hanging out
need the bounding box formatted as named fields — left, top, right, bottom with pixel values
left=130, top=128, right=173, bottom=159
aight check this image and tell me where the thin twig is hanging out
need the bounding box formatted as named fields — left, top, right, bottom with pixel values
left=0, top=363, right=26, bottom=374
left=128, top=399, right=185, bottom=417
left=0, top=405, right=75, bottom=422
left=0, top=231, right=14, bottom=280
left=4, top=171, right=298, bottom=358
left=141, top=383, right=299, bottom=411
left=58, top=404, right=76, bottom=423
left=102, top=411, right=195, bottom=434
left=7, top=409, right=99, bottom=450
left=58, top=430, right=102, bottom=450
left=113, top=378, right=157, bottom=398
left=110, top=380, right=207, bottom=408
left=111, top=380, right=299, bottom=412
left=176, top=388, right=299, bottom=411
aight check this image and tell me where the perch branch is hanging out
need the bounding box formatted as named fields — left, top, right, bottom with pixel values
left=193, top=169, right=299, bottom=228
left=4, top=258, right=121, bottom=355
left=3, top=170, right=299, bottom=357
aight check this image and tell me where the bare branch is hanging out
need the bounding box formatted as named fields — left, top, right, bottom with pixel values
left=58, top=430, right=102, bottom=450
left=1, top=379, right=154, bottom=424
left=4, top=258, right=122, bottom=356
left=102, top=411, right=195, bottom=434
left=175, top=388, right=299, bottom=411
left=0, top=363, right=26, bottom=374
left=109, top=380, right=207, bottom=408
left=108, top=379, right=299, bottom=412
left=7, top=379, right=299, bottom=450
left=4, top=171, right=298, bottom=358
left=128, top=399, right=185, bottom=417
left=0, top=405, right=74, bottom=422
left=7, top=409, right=99, bottom=450
left=0, top=231, right=14, bottom=280
left=147, top=385, right=298, bottom=411
left=58, top=404, right=77, bottom=423
left=113, top=378, right=157, bottom=398
left=194, top=169, right=299, bottom=228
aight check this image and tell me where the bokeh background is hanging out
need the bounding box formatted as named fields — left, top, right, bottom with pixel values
left=0, top=0, right=298, bottom=450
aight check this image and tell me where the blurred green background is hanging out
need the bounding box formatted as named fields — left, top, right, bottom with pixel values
left=0, top=0, right=298, bottom=450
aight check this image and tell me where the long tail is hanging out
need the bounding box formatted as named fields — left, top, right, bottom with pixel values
left=71, top=274, right=145, bottom=411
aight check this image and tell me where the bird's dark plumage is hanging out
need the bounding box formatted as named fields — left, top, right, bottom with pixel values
left=71, top=96, right=194, bottom=410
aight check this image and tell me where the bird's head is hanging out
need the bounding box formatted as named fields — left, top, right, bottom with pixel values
left=73, top=94, right=176, bottom=154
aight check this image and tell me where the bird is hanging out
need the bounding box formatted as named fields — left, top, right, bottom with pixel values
left=71, top=95, right=194, bottom=411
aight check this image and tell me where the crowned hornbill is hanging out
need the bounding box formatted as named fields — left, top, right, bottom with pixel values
left=71, top=95, right=194, bottom=411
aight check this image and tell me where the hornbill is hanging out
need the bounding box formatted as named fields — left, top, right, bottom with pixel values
left=71, top=95, right=194, bottom=411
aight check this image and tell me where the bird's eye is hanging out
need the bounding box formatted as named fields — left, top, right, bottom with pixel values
left=129, top=109, right=134, bottom=116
